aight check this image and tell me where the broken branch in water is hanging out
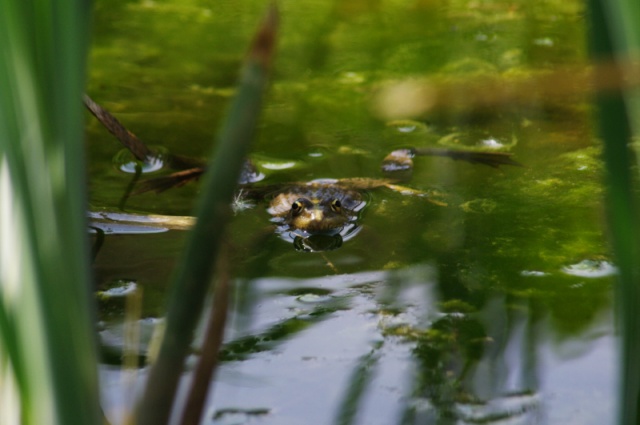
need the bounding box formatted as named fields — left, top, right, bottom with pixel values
left=83, top=94, right=153, bottom=161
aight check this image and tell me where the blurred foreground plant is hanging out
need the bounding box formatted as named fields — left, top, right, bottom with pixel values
left=133, top=5, right=278, bottom=425
left=0, top=1, right=100, bottom=424
left=0, top=1, right=277, bottom=424
left=587, top=1, right=640, bottom=424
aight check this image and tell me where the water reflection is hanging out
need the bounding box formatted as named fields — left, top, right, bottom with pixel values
left=234, top=266, right=612, bottom=424
left=97, top=264, right=614, bottom=424
left=293, top=233, right=344, bottom=252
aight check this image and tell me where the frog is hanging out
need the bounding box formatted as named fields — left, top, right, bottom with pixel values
left=84, top=95, right=521, bottom=251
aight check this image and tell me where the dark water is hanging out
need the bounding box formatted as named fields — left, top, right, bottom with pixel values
left=88, top=0, right=615, bottom=423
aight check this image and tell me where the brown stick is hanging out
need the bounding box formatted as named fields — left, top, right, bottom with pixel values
left=133, top=167, right=207, bottom=194
left=413, top=147, right=523, bottom=168
left=83, top=94, right=154, bottom=161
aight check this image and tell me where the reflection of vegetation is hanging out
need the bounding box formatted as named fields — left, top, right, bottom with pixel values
left=384, top=310, right=487, bottom=422
left=380, top=299, right=542, bottom=424
left=220, top=298, right=347, bottom=362
left=213, top=407, right=271, bottom=421
left=334, top=342, right=383, bottom=425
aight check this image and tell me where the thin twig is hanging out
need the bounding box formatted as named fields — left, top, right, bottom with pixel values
left=83, top=94, right=154, bottom=161
left=179, top=250, right=231, bottom=425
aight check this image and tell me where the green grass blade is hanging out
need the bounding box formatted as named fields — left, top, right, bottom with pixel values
left=135, top=6, right=278, bottom=425
left=0, top=1, right=100, bottom=424
left=602, top=0, right=640, bottom=136
left=587, top=1, right=640, bottom=424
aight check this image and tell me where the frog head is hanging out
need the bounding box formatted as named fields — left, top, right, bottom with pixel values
left=284, top=197, right=349, bottom=234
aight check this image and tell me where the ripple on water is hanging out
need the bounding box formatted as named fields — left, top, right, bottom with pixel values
left=520, top=270, right=549, bottom=277
left=296, top=293, right=333, bottom=303
left=97, top=280, right=138, bottom=298
left=562, top=259, right=617, bottom=278
left=283, top=287, right=334, bottom=303
left=386, top=119, right=429, bottom=134
left=113, top=147, right=168, bottom=173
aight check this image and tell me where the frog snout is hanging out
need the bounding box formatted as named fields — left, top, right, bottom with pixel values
left=309, top=209, right=324, bottom=222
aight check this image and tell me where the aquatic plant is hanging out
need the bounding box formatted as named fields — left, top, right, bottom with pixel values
left=587, top=0, right=640, bottom=424
left=0, top=1, right=100, bottom=424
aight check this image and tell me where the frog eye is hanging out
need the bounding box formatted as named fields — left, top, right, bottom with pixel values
left=330, top=199, right=342, bottom=212
left=291, top=199, right=306, bottom=215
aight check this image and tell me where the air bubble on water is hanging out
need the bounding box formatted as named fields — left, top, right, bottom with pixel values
left=297, top=293, right=332, bottom=303
left=520, top=270, right=549, bottom=277
left=562, top=260, right=617, bottom=278
left=261, top=161, right=298, bottom=170
left=113, top=148, right=167, bottom=173
left=533, top=37, right=554, bottom=47
left=98, top=280, right=138, bottom=298
left=386, top=119, right=428, bottom=134
left=479, top=138, right=504, bottom=149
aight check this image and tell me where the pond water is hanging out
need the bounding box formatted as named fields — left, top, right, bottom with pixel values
left=87, top=0, right=616, bottom=424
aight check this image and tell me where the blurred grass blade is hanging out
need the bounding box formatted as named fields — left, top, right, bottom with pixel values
left=600, top=0, right=640, bottom=136
left=334, top=343, right=382, bottom=425
left=135, top=5, right=278, bottom=425
left=0, top=1, right=100, bottom=425
left=586, top=1, right=640, bottom=425
left=179, top=251, right=231, bottom=425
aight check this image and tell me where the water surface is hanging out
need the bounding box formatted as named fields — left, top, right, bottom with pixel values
left=87, top=0, right=615, bottom=423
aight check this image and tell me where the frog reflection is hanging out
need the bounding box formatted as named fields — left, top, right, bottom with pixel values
left=85, top=95, right=520, bottom=252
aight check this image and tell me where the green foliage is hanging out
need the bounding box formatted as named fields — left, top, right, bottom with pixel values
left=0, top=0, right=100, bottom=424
